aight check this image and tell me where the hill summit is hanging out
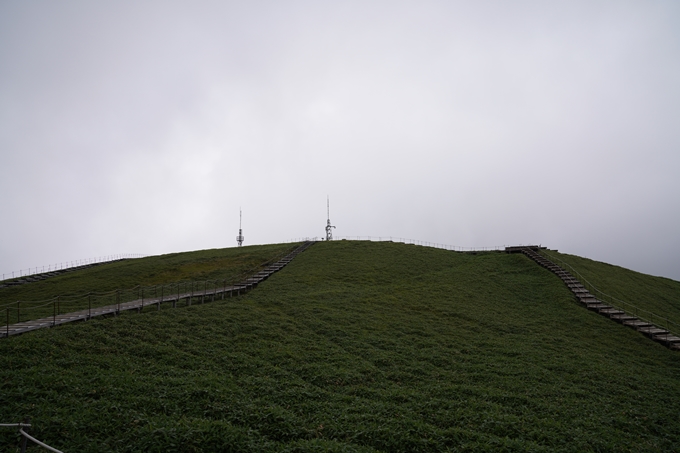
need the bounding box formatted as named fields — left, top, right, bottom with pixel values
left=1, top=240, right=679, bottom=452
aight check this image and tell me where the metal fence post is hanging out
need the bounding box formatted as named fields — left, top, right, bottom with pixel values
left=19, top=417, right=31, bottom=453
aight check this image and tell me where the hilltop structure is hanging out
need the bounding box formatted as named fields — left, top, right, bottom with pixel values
left=325, top=196, right=335, bottom=241
left=236, top=208, right=244, bottom=247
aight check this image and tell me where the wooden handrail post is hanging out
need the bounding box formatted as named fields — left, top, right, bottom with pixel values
left=6, top=308, right=9, bottom=338
left=159, top=285, right=163, bottom=311
left=88, top=293, right=92, bottom=320
left=52, top=298, right=56, bottom=327
left=16, top=301, right=20, bottom=323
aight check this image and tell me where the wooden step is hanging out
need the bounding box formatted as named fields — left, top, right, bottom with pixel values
left=610, top=314, right=637, bottom=323
left=623, top=320, right=652, bottom=328
left=637, top=327, right=669, bottom=336
left=578, top=294, right=602, bottom=304
left=652, top=334, right=680, bottom=344
left=599, top=309, right=626, bottom=317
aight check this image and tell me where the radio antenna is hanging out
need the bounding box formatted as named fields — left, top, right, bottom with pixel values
left=236, top=208, right=244, bottom=247
left=325, top=196, right=335, bottom=241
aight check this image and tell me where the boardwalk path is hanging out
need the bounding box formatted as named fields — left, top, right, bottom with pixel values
left=513, top=246, right=680, bottom=351
left=1, top=241, right=315, bottom=339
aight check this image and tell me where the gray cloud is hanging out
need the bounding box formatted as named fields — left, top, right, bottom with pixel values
left=1, top=1, right=679, bottom=280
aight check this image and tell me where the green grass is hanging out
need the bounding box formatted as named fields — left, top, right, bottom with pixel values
left=542, top=249, right=680, bottom=331
left=0, top=243, right=297, bottom=323
left=1, top=240, right=679, bottom=452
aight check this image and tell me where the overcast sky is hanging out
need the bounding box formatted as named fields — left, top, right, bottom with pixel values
left=1, top=1, right=679, bottom=281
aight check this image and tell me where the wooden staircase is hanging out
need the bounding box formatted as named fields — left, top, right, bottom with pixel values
left=1, top=241, right=315, bottom=339
left=514, top=246, right=680, bottom=351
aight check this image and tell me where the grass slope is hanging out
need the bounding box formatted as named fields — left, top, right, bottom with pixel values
left=0, top=243, right=296, bottom=323
left=1, top=241, right=679, bottom=452
left=543, top=249, right=680, bottom=330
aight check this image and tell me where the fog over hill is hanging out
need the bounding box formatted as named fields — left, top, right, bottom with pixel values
left=1, top=1, right=679, bottom=280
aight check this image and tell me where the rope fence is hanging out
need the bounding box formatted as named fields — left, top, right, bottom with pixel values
left=286, top=236, right=509, bottom=252
left=1, top=254, right=145, bottom=283
left=4, top=237, right=508, bottom=283
left=1, top=421, right=63, bottom=453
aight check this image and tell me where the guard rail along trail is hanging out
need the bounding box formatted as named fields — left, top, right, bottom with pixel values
left=1, top=241, right=315, bottom=339
left=0, top=254, right=145, bottom=288
left=510, top=246, right=680, bottom=351
left=1, top=421, right=64, bottom=453
left=287, top=236, right=509, bottom=252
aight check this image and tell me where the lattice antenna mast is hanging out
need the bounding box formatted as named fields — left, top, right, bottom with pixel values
left=236, top=208, right=244, bottom=247
left=325, top=196, right=335, bottom=241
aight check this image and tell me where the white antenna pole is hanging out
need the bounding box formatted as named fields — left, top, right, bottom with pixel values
left=325, top=196, right=335, bottom=241
left=236, top=207, right=244, bottom=247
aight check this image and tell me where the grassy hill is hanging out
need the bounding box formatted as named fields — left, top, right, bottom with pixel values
left=1, top=241, right=679, bottom=452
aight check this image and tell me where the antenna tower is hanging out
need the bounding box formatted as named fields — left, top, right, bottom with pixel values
left=325, top=196, right=335, bottom=241
left=236, top=208, right=244, bottom=247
